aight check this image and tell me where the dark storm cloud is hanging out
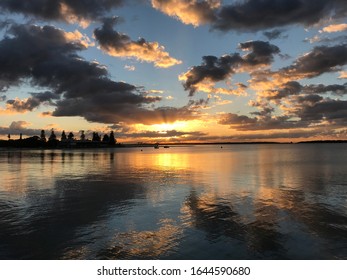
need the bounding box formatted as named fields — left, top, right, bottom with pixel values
left=53, top=101, right=197, bottom=125
left=239, top=41, right=280, bottom=65
left=0, top=23, right=87, bottom=91
left=0, top=0, right=123, bottom=22
left=266, top=82, right=347, bottom=101
left=292, top=96, right=347, bottom=124
left=0, top=23, right=196, bottom=124
left=303, top=84, right=347, bottom=96
left=218, top=112, right=299, bottom=131
left=181, top=54, right=242, bottom=96
left=93, top=17, right=128, bottom=49
left=212, top=0, right=347, bottom=31
left=267, top=81, right=303, bottom=100
left=281, top=44, right=347, bottom=78
left=32, top=91, right=61, bottom=102
left=181, top=41, right=280, bottom=95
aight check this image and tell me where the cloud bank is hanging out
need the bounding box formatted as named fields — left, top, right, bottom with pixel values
left=0, top=0, right=124, bottom=24
left=151, top=0, right=347, bottom=31
left=0, top=23, right=195, bottom=125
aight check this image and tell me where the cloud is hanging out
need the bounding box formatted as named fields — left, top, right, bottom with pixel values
left=117, top=129, right=207, bottom=139
left=1, top=91, right=60, bottom=114
left=339, top=71, right=347, bottom=79
left=250, top=43, right=347, bottom=94
left=0, top=0, right=124, bottom=24
left=212, top=0, right=347, bottom=32
left=287, top=96, right=347, bottom=124
left=64, top=30, right=94, bottom=47
left=148, top=90, right=164, bottom=94
left=320, top=23, right=347, bottom=33
left=5, top=98, right=41, bottom=113
left=151, top=0, right=221, bottom=27
left=53, top=102, right=198, bottom=125
left=151, top=0, right=347, bottom=32
left=282, top=44, right=347, bottom=77
left=94, top=17, right=182, bottom=68
left=263, top=29, right=287, bottom=40
left=124, top=65, right=136, bottom=71
left=0, top=22, right=196, bottom=125
left=218, top=112, right=299, bottom=131
left=304, top=34, right=347, bottom=44
left=303, top=84, right=347, bottom=96
left=266, top=81, right=347, bottom=101
left=0, top=121, right=42, bottom=137
left=179, top=54, right=241, bottom=96
left=180, top=40, right=280, bottom=96
left=239, top=41, right=280, bottom=66
left=219, top=80, right=347, bottom=132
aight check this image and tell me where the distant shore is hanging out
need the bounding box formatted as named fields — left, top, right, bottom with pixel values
left=1, top=139, right=347, bottom=149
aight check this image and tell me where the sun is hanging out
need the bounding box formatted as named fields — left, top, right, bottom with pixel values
left=151, top=121, right=187, bottom=132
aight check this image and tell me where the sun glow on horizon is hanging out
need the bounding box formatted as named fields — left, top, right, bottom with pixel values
left=151, top=121, right=188, bottom=132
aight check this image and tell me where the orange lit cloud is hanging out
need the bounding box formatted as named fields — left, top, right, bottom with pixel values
left=40, top=111, right=53, bottom=117
left=60, top=3, right=91, bottom=28
left=339, top=71, right=347, bottom=79
left=151, top=0, right=220, bottom=27
left=94, top=17, right=182, bottom=68
left=0, top=97, right=39, bottom=114
left=320, top=23, right=347, bottom=33
left=0, top=0, right=124, bottom=25
left=64, top=30, right=94, bottom=48
left=100, top=41, right=182, bottom=68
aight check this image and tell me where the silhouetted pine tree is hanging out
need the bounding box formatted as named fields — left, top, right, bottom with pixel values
left=40, top=130, right=46, bottom=142
left=109, top=131, right=116, bottom=145
left=102, top=134, right=110, bottom=143
left=68, top=132, right=74, bottom=140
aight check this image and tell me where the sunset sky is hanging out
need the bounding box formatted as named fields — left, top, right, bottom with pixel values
left=0, top=0, right=346, bottom=143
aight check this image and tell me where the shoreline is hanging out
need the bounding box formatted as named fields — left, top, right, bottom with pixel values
left=1, top=140, right=347, bottom=150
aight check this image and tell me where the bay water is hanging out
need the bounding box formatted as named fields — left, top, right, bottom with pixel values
left=1, top=144, right=346, bottom=259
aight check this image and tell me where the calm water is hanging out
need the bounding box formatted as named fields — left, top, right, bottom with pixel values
left=0, top=144, right=346, bottom=260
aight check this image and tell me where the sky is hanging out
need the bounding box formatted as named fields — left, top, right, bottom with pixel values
left=0, top=0, right=346, bottom=143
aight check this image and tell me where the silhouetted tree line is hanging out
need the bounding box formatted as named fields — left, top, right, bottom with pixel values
left=1, top=129, right=118, bottom=148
